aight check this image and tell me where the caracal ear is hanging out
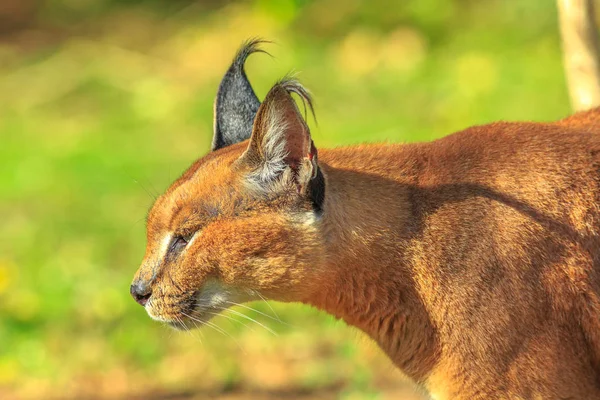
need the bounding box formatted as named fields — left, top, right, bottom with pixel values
left=240, top=78, right=322, bottom=201
left=211, top=38, right=269, bottom=151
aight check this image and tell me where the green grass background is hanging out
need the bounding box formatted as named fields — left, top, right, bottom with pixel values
left=0, top=0, right=577, bottom=398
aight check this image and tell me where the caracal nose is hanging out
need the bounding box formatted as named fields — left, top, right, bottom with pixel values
left=130, top=280, right=152, bottom=306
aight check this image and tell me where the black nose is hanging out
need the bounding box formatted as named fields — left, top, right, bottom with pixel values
left=130, top=281, right=152, bottom=306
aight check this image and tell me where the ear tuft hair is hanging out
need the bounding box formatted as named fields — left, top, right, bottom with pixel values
left=277, top=77, right=316, bottom=124
left=233, top=38, right=271, bottom=69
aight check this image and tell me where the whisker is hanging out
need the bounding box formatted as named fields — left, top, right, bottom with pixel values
left=221, top=307, right=278, bottom=336
left=131, top=177, right=158, bottom=201
left=142, top=173, right=161, bottom=199
left=127, top=216, right=147, bottom=234
left=199, top=310, right=255, bottom=332
left=163, top=322, right=177, bottom=339
left=193, top=300, right=213, bottom=307
left=174, top=315, right=185, bottom=331
left=224, top=301, right=289, bottom=326
left=180, top=315, right=204, bottom=344
left=181, top=311, right=245, bottom=353
left=254, top=291, right=283, bottom=322
left=174, top=315, right=187, bottom=331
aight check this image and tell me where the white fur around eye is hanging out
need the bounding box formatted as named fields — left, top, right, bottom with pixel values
left=185, top=230, right=201, bottom=249
left=157, top=233, right=173, bottom=261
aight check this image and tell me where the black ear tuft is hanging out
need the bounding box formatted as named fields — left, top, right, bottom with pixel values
left=212, top=38, right=269, bottom=151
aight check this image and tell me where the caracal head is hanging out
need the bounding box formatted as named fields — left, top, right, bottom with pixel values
left=130, top=40, right=326, bottom=329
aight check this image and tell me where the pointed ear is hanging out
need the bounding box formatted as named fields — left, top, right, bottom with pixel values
left=241, top=79, right=320, bottom=196
left=212, top=39, right=268, bottom=151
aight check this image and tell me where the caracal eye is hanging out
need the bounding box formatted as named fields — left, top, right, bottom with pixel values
left=170, top=233, right=193, bottom=253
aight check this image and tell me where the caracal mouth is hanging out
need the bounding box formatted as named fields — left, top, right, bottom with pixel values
left=146, top=279, right=251, bottom=330
left=167, top=305, right=229, bottom=331
left=146, top=302, right=231, bottom=331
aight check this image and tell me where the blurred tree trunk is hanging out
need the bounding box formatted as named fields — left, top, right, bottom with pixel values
left=0, top=0, right=39, bottom=36
left=557, top=0, right=600, bottom=111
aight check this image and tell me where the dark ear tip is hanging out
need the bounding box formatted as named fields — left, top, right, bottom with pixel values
left=232, top=38, right=273, bottom=70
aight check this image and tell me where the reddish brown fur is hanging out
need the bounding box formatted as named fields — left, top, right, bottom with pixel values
left=133, top=105, right=600, bottom=399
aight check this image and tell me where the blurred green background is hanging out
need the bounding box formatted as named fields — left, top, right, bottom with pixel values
left=0, top=0, right=580, bottom=399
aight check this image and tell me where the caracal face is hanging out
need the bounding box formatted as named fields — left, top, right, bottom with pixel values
left=132, top=141, right=322, bottom=329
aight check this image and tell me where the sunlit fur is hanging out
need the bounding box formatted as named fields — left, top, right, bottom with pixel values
left=133, top=82, right=600, bottom=400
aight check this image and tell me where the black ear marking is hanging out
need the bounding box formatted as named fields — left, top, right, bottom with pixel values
left=308, top=166, right=326, bottom=213
left=212, top=38, right=270, bottom=151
